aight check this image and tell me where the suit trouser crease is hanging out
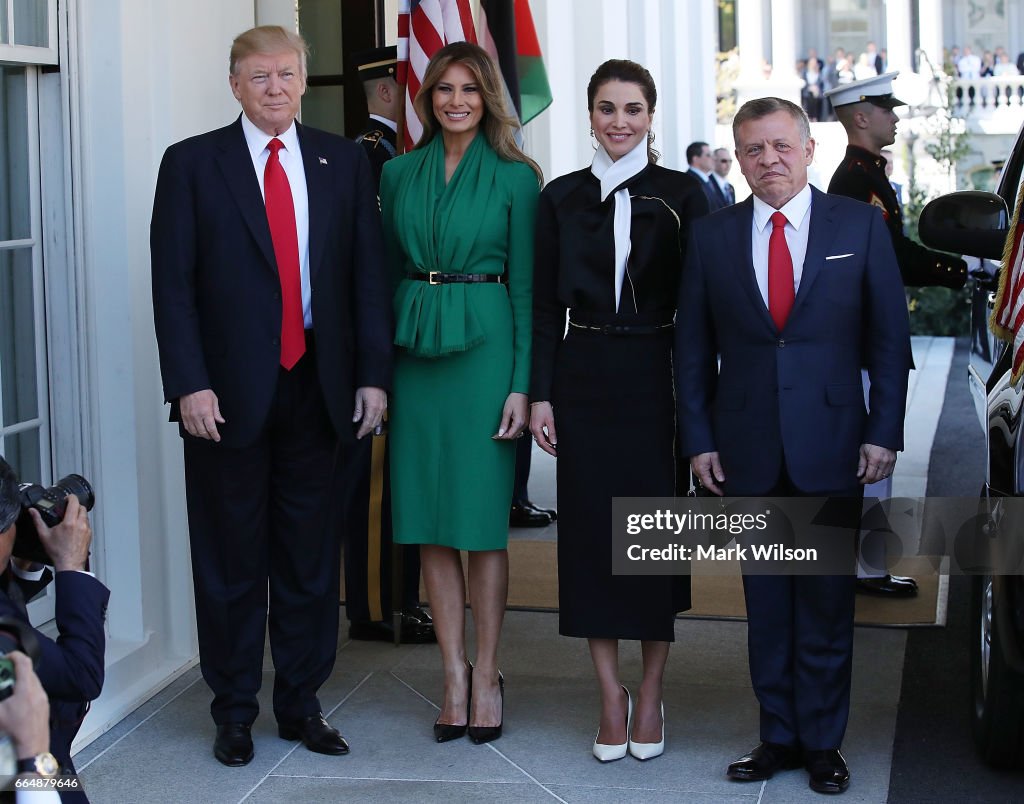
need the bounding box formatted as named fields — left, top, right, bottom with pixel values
left=183, top=350, right=340, bottom=725
left=740, top=471, right=859, bottom=751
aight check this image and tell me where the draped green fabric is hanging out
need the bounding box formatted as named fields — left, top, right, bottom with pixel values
left=389, top=133, right=500, bottom=357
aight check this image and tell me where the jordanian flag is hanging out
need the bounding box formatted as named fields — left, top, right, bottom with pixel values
left=478, top=0, right=552, bottom=125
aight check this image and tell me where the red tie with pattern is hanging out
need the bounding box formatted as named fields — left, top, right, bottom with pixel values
left=768, top=211, right=794, bottom=331
left=265, top=138, right=305, bottom=370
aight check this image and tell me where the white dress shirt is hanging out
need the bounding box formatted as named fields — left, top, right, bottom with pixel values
left=240, top=114, right=313, bottom=328
left=751, top=183, right=813, bottom=309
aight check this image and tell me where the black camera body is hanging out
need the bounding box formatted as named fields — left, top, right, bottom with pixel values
left=14, top=475, right=95, bottom=565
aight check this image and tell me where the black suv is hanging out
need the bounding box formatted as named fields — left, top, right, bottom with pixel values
left=920, top=119, right=1024, bottom=768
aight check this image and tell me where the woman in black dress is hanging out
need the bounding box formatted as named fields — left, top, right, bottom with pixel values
left=529, top=60, right=707, bottom=762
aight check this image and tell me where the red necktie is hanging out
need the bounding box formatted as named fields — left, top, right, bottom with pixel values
left=768, top=211, right=794, bottom=330
left=265, top=138, right=305, bottom=370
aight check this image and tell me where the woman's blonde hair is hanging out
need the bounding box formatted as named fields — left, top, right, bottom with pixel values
left=413, top=42, right=543, bottom=184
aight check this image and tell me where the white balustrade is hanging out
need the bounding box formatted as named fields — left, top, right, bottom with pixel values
left=951, top=76, right=1024, bottom=116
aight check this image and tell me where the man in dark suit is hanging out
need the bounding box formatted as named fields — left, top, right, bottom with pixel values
left=151, top=26, right=393, bottom=766
left=0, top=456, right=108, bottom=783
left=711, top=147, right=736, bottom=205
left=678, top=97, right=911, bottom=795
left=686, top=141, right=728, bottom=212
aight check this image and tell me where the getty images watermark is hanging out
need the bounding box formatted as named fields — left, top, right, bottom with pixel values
left=611, top=496, right=1023, bottom=575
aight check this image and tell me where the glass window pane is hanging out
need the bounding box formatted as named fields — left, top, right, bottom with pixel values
left=2, top=427, right=41, bottom=485
left=301, top=1, right=344, bottom=76
left=302, top=85, right=345, bottom=137
left=0, top=248, right=39, bottom=427
left=0, top=66, right=31, bottom=241
left=12, top=0, right=46, bottom=48
left=1, top=1, right=8, bottom=44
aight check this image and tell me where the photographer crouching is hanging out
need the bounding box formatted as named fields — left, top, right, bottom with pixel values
left=0, top=456, right=107, bottom=799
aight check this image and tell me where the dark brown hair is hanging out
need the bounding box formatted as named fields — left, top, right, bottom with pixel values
left=586, top=59, right=660, bottom=163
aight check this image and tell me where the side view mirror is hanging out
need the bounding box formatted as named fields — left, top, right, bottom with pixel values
left=919, top=191, right=1009, bottom=261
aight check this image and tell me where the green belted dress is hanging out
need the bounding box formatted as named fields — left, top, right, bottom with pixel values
left=380, top=134, right=538, bottom=551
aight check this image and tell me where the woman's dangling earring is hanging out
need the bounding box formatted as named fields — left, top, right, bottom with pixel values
left=591, top=128, right=598, bottom=150
left=647, top=129, right=655, bottom=144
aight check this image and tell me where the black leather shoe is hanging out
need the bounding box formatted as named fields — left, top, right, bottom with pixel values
left=509, top=501, right=552, bottom=528
left=214, top=723, right=253, bottom=767
left=278, top=713, right=350, bottom=755
left=726, top=741, right=802, bottom=781
left=348, top=616, right=436, bottom=644
left=468, top=671, right=504, bottom=744
left=855, top=574, right=918, bottom=597
left=521, top=500, right=557, bottom=521
left=805, top=749, right=850, bottom=794
left=404, top=606, right=433, bottom=626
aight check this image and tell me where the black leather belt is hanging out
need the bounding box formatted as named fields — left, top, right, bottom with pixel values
left=408, top=272, right=505, bottom=285
left=568, top=315, right=674, bottom=336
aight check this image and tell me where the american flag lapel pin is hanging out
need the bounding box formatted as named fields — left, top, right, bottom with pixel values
left=319, top=157, right=328, bottom=165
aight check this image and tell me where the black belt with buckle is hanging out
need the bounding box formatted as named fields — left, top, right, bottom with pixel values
left=408, top=272, right=506, bottom=285
left=568, top=314, right=675, bottom=336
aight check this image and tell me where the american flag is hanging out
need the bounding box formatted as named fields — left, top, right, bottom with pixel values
left=397, top=0, right=477, bottom=152
left=991, top=188, right=1024, bottom=384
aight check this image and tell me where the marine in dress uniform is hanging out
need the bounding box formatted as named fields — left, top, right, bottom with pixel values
left=341, top=46, right=434, bottom=644
left=826, top=72, right=967, bottom=598
left=826, top=73, right=967, bottom=290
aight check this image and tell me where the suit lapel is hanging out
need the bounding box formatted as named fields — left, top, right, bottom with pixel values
left=732, top=198, right=777, bottom=332
left=733, top=199, right=778, bottom=331
left=297, top=123, right=330, bottom=285
left=216, top=118, right=277, bottom=273
left=791, top=186, right=838, bottom=316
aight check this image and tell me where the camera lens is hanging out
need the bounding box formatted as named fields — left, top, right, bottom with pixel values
left=54, top=475, right=95, bottom=512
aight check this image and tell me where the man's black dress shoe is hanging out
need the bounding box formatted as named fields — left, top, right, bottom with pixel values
left=805, top=749, right=850, bottom=794
left=404, top=606, right=433, bottom=626
left=726, top=741, right=802, bottom=781
left=855, top=574, right=918, bottom=597
left=348, top=614, right=436, bottom=644
left=278, top=713, right=350, bottom=755
left=214, top=723, right=254, bottom=767
left=509, top=501, right=552, bottom=528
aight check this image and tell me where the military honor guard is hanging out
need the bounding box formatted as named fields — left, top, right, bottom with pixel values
left=825, top=72, right=968, bottom=598
left=339, top=46, right=435, bottom=644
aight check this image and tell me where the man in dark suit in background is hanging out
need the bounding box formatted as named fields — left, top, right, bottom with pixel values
left=0, top=456, right=108, bottom=783
left=686, top=141, right=728, bottom=212
left=711, top=147, right=736, bottom=205
left=151, top=26, right=393, bottom=766
left=341, top=46, right=434, bottom=645
left=678, top=97, right=911, bottom=795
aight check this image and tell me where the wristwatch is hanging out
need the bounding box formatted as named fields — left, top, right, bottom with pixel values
left=16, top=751, right=59, bottom=777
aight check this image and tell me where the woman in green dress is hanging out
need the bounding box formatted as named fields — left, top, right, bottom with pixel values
left=380, top=42, right=541, bottom=744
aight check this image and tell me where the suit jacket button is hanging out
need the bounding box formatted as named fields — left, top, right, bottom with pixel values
left=778, top=339, right=785, bottom=348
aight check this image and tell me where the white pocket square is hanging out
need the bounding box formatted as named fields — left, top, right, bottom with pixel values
left=826, top=253, right=854, bottom=260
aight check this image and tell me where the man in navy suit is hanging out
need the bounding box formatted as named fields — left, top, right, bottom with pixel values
left=151, top=26, right=393, bottom=766
left=686, top=141, right=729, bottom=212
left=0, top=456, right=108, bottom=782
left=677, top=98, right=911, bottom=795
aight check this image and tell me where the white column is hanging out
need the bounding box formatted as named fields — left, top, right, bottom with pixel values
left=736, top=0, right=765, bottom=84
left=734, top=0, right=769, bottom=106
left=916, top=0, right=944, bottom=75
left=767, top=0, right=803, bottom=103
left=770, top=0, right=798, bottom=80
left=884, top=0, right=913, bottom=73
